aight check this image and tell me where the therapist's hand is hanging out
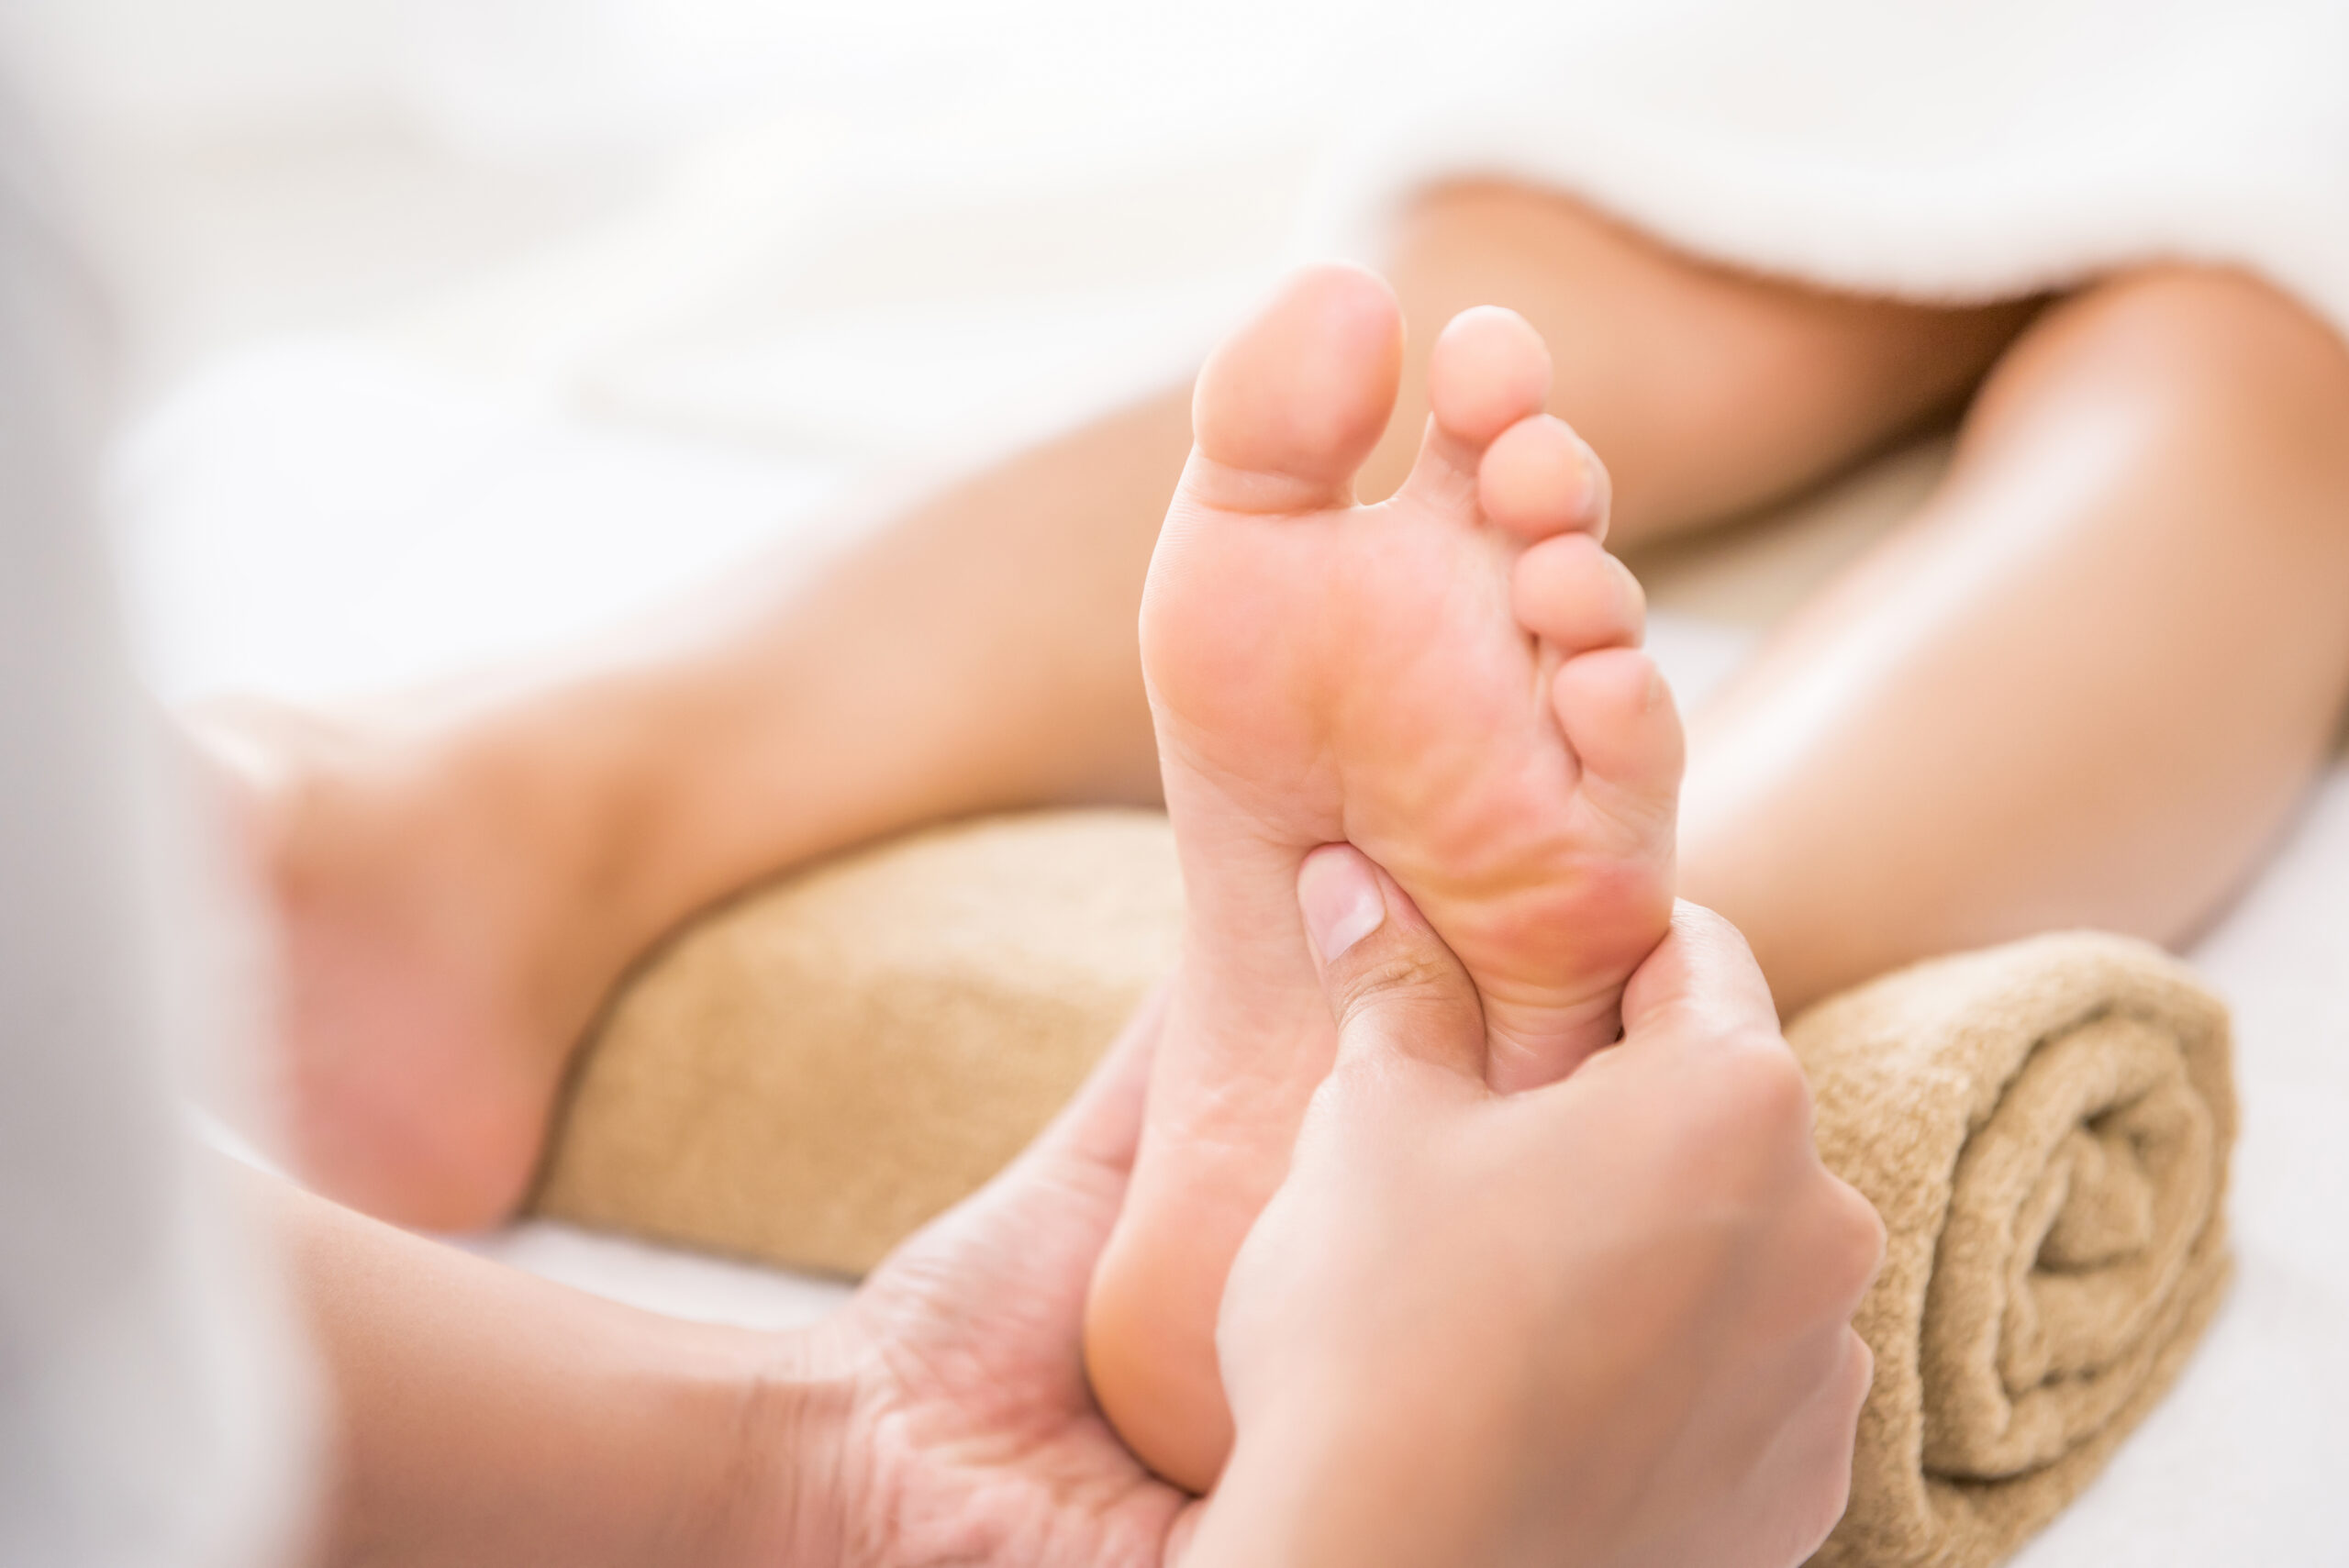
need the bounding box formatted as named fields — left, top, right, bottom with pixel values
left=1189, top=847, right=1885, bottom=1568
left=269, top=981, right=1199, bottom=1568
left=762, top=984, right=1201, bottom=1567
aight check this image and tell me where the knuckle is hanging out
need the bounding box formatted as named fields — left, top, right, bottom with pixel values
left=1845, top=1331, right=1876, bottom=1407
left=1339, top=944, right=1463, bottom=1014
left=1310, top=1050, right=1386, bottom=1112
left=1661, top=1038, right=1831, bottom=1227
left=1792, top=1465, right=1857, bottom=1563
left=1701, top=1035, right=1814, bottom=1147
left=1829, top=1179, right=1889, bottom=1298
left=1777, top=1182, right=1885, bottom=1333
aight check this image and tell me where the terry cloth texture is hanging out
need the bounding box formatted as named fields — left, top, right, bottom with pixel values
left=1306, top=0, right=2349, bottom=347
left=535, top=810, right=1182, bottom=1275
left=537, top=812, right=2236, bottom=1568
left=1789, top=931, right=2235, bottom=1568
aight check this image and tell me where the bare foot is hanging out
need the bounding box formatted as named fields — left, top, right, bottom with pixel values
left=1084, top=265, right=1683, bottom=1489
left=196, top=697, right=628, bottom=1230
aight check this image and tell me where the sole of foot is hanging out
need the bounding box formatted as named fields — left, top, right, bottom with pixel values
left=1084, top=263, right=1683, bottom=1490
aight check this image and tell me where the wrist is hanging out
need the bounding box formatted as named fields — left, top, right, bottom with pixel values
left=699, top=1322, right=866, bottom=1568
left=1191, top=1388, right=1516, bottom=1568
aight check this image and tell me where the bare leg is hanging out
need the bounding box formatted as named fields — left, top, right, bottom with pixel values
left=249, top=1001, right=1196, bottom=1566
left=262, top=1169, right=772, bottom=1566
left=1683, top=267, right=2349, bottom=1012
left=220, top=185, right=2010, bottom=1229
left=1361, top=183, right=2035, bottom=534
left=211, top=395, right=1190, bottom=1228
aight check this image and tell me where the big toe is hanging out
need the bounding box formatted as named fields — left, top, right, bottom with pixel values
left=1186, top=263, right=1404, bottom=515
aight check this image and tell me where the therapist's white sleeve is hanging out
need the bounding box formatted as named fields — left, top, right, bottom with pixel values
left=0, top=81, right=310, bottom=1568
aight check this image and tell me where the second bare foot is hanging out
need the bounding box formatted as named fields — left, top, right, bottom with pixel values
left=198, top=698, right=636, bottom=1230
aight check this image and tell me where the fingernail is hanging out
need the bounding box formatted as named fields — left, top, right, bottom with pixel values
left=1298, top=845, right=1386, bottom=962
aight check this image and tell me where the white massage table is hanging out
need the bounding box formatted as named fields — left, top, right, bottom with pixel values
left=110, top=94, right=2348, bottom=1568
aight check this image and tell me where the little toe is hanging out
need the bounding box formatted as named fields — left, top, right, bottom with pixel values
left=1552, top=647, right=1685, bottom=833
left=1512, top=532, right=1645, bottom=652
left=1186, top=263, right=1405, bottom=516
left=1481, top=414, right=1609, bottom=541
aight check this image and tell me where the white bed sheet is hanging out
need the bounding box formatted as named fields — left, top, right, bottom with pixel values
left=121, top=334, right=2349, bottom=1565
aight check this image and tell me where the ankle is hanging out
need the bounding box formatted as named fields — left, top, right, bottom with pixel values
left=413, top=687, right=684, bottom=1018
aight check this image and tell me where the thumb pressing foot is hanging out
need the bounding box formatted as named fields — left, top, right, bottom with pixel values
left=1296, top=841, right=1490, bottom=1088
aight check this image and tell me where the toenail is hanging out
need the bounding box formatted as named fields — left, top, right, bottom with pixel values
left=1574, top=444, right=1609, bottom=522
left=1298, top=845, right=1386, bottom=963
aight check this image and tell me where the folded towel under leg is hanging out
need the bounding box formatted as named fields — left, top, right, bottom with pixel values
left=536, top=811, right=1182, bottom=1275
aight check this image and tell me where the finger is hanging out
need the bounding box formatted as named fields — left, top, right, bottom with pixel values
left=1619, top=899, right=1782, bottom=1046
left=867, top=983, right=1166, bottom=1304
left=1297, top=843, right=1486, bottom=1085
left=1024, top=978, right=1168, bottom=1180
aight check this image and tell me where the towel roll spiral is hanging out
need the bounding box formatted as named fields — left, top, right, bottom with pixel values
left=1788, top=932, right=2234, bottom=1568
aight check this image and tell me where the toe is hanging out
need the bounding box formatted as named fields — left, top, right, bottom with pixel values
left=1481, top=415, right=1609, bottom=541
left=1186, top=263, right=1404, bottom=515
left=1399, top=306, right=1554, bottom=511
left=1428, top=306, right=1552, bottom=446
left=1552, top=647, right=1684, bottom=833
left=1512, top=532, right=1644, bottom=652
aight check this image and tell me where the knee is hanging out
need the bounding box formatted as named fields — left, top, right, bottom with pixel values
left=1980, top=266, right=2349, bottom=449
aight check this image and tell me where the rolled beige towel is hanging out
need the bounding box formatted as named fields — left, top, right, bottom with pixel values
left=535, top=811, right=2234, bottom=1568
left=1792, top=932, right=2234, bottom=1568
